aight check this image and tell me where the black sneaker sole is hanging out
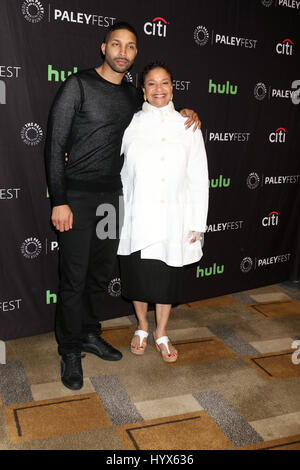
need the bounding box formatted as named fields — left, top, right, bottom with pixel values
left=61, top=378, right=83, bottom=391
left=81, top=344, right=122, bottom=361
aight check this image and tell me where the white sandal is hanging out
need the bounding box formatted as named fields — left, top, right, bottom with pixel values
left=155, top=335, right=178, bottom=363
left=130, top=330, right=149, bottom=355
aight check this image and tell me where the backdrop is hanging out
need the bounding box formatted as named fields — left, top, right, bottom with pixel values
left=0, top=0, right=299, bottom=340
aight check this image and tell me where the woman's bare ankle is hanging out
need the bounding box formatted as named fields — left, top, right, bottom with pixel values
left=137, top=323, right=149, bottom=332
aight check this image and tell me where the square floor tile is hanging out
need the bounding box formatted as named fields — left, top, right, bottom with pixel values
left=152, top=337, right=237, bottom=366
left=180, top=295, right=239, bottom=310
left=31, top=378, right=95, bottom=401
left=101, top=316, right=133, bottom=327
left=250, top=293, right=291, bottom=303
left=135, top=395, right=203, bottom=420
left=249, top=412, right=300, bottom=441
left=248, top=300, right=300, bottom=319
left=240, top=433, right=300, bottom=450
left=4, top=393, right=111, bottom=444
left=249, top=338, right=295, bottom=354
left=243, top=350, right=300, bottom=380
left=115, top=411, right=233, bottom=450
left=101, top=325, right=136, bottom=348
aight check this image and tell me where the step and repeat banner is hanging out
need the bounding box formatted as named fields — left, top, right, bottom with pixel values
left=0, top=0, right=299, bottom=340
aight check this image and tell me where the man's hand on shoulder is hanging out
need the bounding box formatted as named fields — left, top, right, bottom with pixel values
left=51, top=205, right=73, bottom=232
left=180, top=108, right=201, bottom=132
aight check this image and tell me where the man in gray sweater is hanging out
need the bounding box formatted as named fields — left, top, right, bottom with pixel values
left=46, top=21, right=200, bottom=390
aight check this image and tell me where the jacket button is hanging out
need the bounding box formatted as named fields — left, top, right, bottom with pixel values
left=161, top=157, right=165, bottom=161
left=162, top=138, right=166, bottom=142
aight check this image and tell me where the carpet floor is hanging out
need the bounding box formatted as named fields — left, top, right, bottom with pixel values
left=1, top=281, right=300, bottom=450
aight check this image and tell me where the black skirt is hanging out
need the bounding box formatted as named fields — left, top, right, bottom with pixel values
left=119, top=250, right=184, bottom=304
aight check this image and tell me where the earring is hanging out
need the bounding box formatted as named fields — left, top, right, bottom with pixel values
left=144, top=94, right=147, bottom=101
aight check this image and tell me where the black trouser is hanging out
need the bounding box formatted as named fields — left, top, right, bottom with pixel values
left=55, top=189, right=121, bottom=355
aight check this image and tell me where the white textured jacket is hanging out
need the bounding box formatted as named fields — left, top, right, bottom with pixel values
left=117, top=101, right=209, bottom=267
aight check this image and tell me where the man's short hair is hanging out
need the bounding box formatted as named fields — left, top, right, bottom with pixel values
left=103, top=22, right=138, bottom=44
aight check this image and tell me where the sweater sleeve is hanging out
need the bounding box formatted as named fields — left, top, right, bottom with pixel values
left=186, top=128, right=209, bottom=232
left=45, top=74, right=82, bottom=207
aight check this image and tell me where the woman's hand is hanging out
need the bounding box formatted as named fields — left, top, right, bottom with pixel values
left=179, top=109, right=201, bottom=131
left=188, top=231, right=202, bottom=243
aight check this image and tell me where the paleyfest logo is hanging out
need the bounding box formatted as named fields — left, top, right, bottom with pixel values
left=241, top=253, right=291, bottom=272
left=21, top=0, right=44, bottom=23
left=21, top=122, right=43, bottom=146
left=246, top=172, right=261, bottom=189
left=247, top=172, right=300, bottom=189
left=108, top=278, right=121, bottom=297
left=194, top=26, right=209, bottom=46
left=254, top=81, right=300, bottom=103
left=262, top=0, right=300, bottom=8
left=144, top=17, right=168, bottom=37
left=254, top=82, right=267, bottom=100
left=21, top=237, right=42, bottom=259
left=124, top=72, right=133, bottom=83
left=194, top=25, right=257, bottom=49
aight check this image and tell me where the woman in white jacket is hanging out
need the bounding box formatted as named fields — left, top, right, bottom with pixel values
left=118, top=62, right=209, bottom=363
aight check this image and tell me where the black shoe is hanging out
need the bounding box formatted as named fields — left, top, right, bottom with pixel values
left=81, top=333, right=122, bottom=361
left=61, top=352, right=83, bottom=390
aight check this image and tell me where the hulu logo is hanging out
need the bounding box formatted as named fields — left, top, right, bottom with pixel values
left=48, top=65, right=78, bottom=82
left=209, top=175, right=231, bottom=188
left=196, top=263, right=225, bottom=278
left=208, top=79, right=238, bottom=95
left=46, top=290, right=57, bottom=304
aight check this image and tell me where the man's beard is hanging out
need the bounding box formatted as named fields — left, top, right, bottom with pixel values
left=105, top=54, right=132, bottom=74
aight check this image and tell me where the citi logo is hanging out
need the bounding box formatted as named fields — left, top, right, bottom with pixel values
left=269, top=127, right=287, bottom=143
left=144, top=17, right=168, bottom=37
left=48, top=65, right=78, bottom=82
left=209, top=175, right=231, bottom=189
left=196, top=263, right=224, bottom=278
left=0, top=80, right=6, bottom=104
left=208, top=79, right=238, bottom=95
left=276, top=38, right=294, bottom=55
left=262, top=211, right=279, bottom=227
